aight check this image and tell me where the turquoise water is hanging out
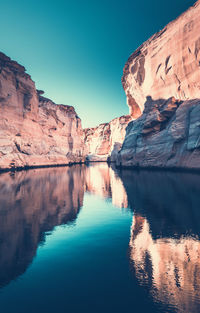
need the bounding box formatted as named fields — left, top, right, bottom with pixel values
left=0, top=163, right=200, bottom=313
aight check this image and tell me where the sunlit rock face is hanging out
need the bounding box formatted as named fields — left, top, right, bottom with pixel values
left=118, top=1, right=200, bottom=169
left=130, top=215, right=200, bottom=313
left=0, top=52, right=85, bottom=170
left=84, top=115, right=132, bottom=162
left=0, top=166, right=85, bottom=287
left=122, top=1, right=200, bottom=118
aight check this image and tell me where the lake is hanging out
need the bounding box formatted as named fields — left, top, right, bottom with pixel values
left=0, top=163, right=200, bottom=313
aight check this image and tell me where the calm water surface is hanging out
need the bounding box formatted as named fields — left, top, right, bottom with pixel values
left=0, top=163, right=200, bottom=313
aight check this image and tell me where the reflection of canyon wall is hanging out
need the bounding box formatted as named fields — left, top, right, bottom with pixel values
left=130, top=215, right=200, bottom=313
left=0, top=164, right=128, bottom=288
left=84, top=163, right=128, bottom=209
left=117, top=168, right=200, bottom=237
left=0, top=52, right=85, bottom=170
left=84, top=115, right=132, bottom=162
left=117, top=168, right=200, bottom=312
left=0, top=166, right=85, bottom=287
left=118, top=1, right=200, bottom=169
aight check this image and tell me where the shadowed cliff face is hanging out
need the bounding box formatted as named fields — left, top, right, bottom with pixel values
left=117, top=96, right=200, bottom=169
left=0, top=52, right=85, bottom=170
left=117, top=168, right=200, bottom=312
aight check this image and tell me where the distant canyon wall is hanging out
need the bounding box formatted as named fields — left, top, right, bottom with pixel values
left=117, top=0, right=200, bottom=169
left=0, top=52, right=85, bottom=171
left=84, top=115, right=132, bottom=162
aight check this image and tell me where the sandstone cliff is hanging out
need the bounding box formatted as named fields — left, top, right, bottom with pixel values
left=117, top=0, right=200, bottom=169
left=84, top=115, right=132, bottom=162
left=0, top=52, right=85, bottom=171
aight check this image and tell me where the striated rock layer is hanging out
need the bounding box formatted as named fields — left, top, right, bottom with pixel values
left=117, top=1, right=200, bottom=169
left=0, top=52, right=85, bottom=170
left=116, top=97, right=200, bottom=169
left=84, top=115, right=132, bottom=162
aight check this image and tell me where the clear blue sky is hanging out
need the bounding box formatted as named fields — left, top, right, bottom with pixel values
left=0, top=0, right=195, bottom=127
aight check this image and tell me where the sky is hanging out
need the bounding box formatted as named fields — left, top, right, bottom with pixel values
left=0, top=0, right=195, bottom=128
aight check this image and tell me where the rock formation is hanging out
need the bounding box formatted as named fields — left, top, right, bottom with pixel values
left=122, top=0, right=200, bottom=118
left=117, top=97, right=200, bottom=169
left=117, top=0, right=200, bottom=169
left=84, top=115, right=132, bottom=162
left=0, top=52, right=85, bottom=171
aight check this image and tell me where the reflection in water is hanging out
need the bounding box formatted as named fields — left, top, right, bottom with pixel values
left=0, top=163, right=126, bottom=288
left=84, top=163, right=128, bottom=209
left=1, top=164, right=200, bottom=313
left=0, top=166, right=85, bottom=287
left=130, top=215, right=200, bottom=313
left=117, top=169, right=200, bottom=313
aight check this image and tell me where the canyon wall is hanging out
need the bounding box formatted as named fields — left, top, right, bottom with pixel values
left=117, top=0, right=200, bottom=169
left=84, top=115, right=132, bottom=162
left=0, top=52, right=85, bottom=171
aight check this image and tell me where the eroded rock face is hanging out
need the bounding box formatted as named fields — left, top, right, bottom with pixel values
left=122, top=0, right=200, bottom=118
left=84, top=115, right=132, bottom=161
left=118, top=1, right=200, bottom=169
left=117, top=97, right=200, bottom=169
left=0, top=52, right=85, bottom=170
